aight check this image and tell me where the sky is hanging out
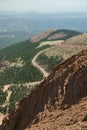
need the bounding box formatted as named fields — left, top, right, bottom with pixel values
left=0, top=0, right=87, bottom=13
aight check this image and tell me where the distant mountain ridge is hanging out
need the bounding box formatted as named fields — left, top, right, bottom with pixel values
left=0, top=29, right=81, bottom=63
left=30, top=29, right=81, bottom=43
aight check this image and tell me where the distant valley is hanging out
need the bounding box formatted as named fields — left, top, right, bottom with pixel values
left=0, top=12, right=87, bottom=48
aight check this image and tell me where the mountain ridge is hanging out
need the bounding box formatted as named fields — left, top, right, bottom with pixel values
left=30, top=29, right=81, bottom=43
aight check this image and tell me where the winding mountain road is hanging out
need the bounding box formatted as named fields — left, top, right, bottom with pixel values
left=32, top=50, right=49, bottom=77
left=32, top=40, right=63, bottom=77
left=0, top=41, right=62, bottom=124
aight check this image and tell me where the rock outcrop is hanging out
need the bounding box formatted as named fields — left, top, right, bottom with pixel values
left=0, top=49, right=87, bottom=130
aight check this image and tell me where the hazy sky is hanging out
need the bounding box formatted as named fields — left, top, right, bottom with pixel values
left=0, top=0, right=87, bottom=13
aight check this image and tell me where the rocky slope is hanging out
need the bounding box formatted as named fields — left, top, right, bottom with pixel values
left=0, top=49, right=87, bottom=130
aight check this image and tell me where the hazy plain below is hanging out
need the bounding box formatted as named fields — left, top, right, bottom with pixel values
left=0, top=12, right=87, bottom=48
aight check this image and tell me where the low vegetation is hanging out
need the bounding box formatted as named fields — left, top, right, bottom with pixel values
left=0, top=88, right=7, bottom=105
left=32, top=29, right=81, bottom=43
left=0, top=40, right=51, bottom=85
left=8, top=85, right=36, bottom=113
left=0, top=85, right=36, bottom=114
left=0, top=65, right=43, bottom=86
left=46, top=29, right=81, bottom=41
left=37, top=54, right=63, bottom=72
left=0, top=87, right=7, bottom=114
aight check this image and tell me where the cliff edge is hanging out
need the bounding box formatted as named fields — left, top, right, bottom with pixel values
left=0, top=49, right=87, bottom=130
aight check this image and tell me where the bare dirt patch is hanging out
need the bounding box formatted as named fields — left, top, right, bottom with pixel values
left=37, top=40, right=64, bottom=48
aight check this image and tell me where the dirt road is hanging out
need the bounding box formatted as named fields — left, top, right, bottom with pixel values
left=32, top=50, right=49, bottom=77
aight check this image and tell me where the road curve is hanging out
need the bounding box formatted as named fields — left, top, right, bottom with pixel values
left=32, top=50, right=49, bottom=77
left=32, top=40, right=63, bottom=77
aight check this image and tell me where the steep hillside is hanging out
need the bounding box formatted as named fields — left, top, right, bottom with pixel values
left=0, top=40, right=51, bottom=86
left=0, top=49, right=87, bottom=130
left=0, top=29, right=81, bottom=86
left=37, top=44, right=87, bottom=72
left=36, top=32, right=87, bottom=73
